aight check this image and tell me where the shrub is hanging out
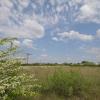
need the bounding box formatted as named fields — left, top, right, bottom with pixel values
left=0, top=38, right=39, bottom=100
left=41, top=70, right=89, bottom=98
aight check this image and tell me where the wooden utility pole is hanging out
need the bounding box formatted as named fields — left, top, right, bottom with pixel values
left=10, top=41, right=13, bottom=49
left=10, top=41, right=15, bottom=57
left=26, top=53, right=32, bottom=64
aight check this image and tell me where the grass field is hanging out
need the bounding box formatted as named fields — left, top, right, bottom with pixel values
left=23, top=66, right=100, bottom=100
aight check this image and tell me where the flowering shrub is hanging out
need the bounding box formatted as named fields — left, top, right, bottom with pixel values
left=0, top=38, right=39, bottom=100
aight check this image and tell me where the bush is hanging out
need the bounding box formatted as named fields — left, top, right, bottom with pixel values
left=41, top=70, right=89, bottom=98
left=0, top=38, right=39, bottom=100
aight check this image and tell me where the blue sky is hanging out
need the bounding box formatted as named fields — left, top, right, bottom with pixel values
left=0, top=0, right=100, bottom=63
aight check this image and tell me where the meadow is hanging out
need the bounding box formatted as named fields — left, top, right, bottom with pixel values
left=23, top=65, right=100, bottom=100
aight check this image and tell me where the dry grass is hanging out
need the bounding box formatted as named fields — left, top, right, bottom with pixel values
left=23, top=66, right=100, bottom=100
left=24, top=66, right=100, bottom=79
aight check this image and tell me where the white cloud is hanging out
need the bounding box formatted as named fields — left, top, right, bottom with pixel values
left=88, top=47, right=100, bottom=55
left=40, top=54, right=48, bottom=58
left=13, top=40, right=21, bottom=47
left=0, top=0, right=12, bottom=22
left=50, top=0, right=100, bottom=24
left=96, top=29, right=100, bottom=38
left=0, top=0, right=13, bottom=7
left=0, top=0, right=100, bottom=41
left=0, top=18, right=44, bottom=39
left=53, top=30, right=95, bottom=42
left=52, top=37, right=59, bottom=41
left=22, top=39, right=33, bottom=48
left=18, top=0, right=30, bottom=8
left=0, top=0, right=44, bottom=39
left=12, top=39, right=38, bottom=49
left=23, top=19, right=44, bottom=38
left=37, top=0, right=100, bottom=25
left=57, top=30, right=94, bottom=41
left=76, top=0, right=100, bottom=23
left=83, top=47, right=100, bottom=62
left=73, top=0, right=82, bottom=4
left=80, top=4, right=95, bottom=17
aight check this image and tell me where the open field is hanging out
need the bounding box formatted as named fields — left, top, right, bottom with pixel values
left=23, top=65, right=100, bottom=80
left=23, top=66, right=100, bottom=100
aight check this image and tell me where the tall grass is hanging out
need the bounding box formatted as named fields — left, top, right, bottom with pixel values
left=40, top=70, right=90, bottom=98
left=23, top=66, right=100, bottom=100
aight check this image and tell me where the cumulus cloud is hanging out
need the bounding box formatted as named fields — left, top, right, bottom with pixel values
left=0, top=19, right=44, bottom=39
left=12, top=39, right=36, bottom=49
left=13, top=40, right=21, bottom=47
left=56, top=30, right=94, bottom=41
left=0, top=0, right=44, bottom=39
left=0, top=27, right=44, bottom=39
left=53, top=28, right=100, bottom=42
left=22, top=39, right=33, bottom=48
left=76, top=0, right=100, bottom=23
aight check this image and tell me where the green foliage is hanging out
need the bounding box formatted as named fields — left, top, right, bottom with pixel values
left=41, top=70, right=89, bottom=98
left=81, top=61, right=96, bottom=66
left=0, top=38, right=39, bottom=100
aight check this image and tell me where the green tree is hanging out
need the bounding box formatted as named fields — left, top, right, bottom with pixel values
left=81, top=61, right=95, bottom=66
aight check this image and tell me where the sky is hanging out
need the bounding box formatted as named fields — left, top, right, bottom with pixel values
left=0, top=0, right=100, bottom=63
